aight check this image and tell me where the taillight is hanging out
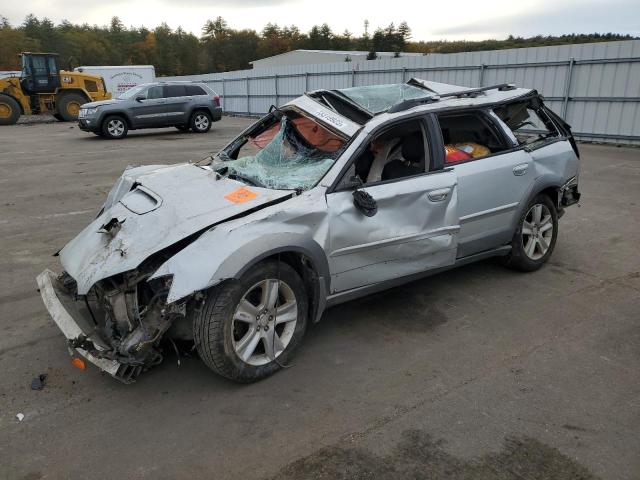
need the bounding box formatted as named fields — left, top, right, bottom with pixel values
left=213, top=96, right=220, bottom=107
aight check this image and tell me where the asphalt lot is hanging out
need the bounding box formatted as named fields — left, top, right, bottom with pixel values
left=0, top=119, right=639, bottom=480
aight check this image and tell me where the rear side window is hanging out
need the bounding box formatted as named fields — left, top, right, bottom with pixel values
left=185, top=85, right=207, bottom=96
left=165, top=85, right=187, bottom=98
left=494, top=102, right=559, bottom=146
left=437, top=112, right=509, bottom=164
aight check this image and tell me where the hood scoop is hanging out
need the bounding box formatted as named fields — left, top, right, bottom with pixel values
left=119, top=185, right=162, bottom=215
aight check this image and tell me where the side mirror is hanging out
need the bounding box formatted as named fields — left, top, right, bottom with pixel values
left=135, top=95, right=146, bottom=102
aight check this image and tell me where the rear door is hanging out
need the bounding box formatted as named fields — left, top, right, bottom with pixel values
left=164, top=84, right=190, bottom=125
left=129, top=85, right=167, bottom=127
left=437, top=110, right=535, bottom=257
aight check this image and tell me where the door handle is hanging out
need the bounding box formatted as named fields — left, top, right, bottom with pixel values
left=513, top=164, right=528, bottom=176
left=428, top=188, right=451, bottom=202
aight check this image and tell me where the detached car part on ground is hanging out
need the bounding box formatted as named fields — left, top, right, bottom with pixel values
left=76, top=81, right=222, bottom=139
left=37, top=79, right=581, bottom=383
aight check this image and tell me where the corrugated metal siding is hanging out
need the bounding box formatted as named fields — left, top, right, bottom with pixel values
left=162, top=40, right=640, bottom=145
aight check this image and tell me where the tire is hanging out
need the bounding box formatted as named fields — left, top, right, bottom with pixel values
left=57, top=93, right=87, bottom=121
left=194, top=260, right=308, bottom=382
left=0, top=94, right=21, bottom=125
left=175, top=125, right=191, bottom=133
left=189, top=110, right=212, bottom=133
left=503, top=194, right=558, bottom=272
left=53, top=113, right=65, bottom=121
left=101, top=115, right=128, bottom=139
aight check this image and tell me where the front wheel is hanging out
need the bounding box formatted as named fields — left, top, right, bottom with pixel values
left=193, top=260, right=308, bottom=382
left=101, top=115, right=128, bottom=139
left=0, top=94, right=21, bottom=125
left=190, top=111, right=212, bottom=133
left=503, top=194, right=558, bottom=272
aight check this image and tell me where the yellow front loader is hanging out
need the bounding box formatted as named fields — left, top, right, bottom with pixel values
left=0, top=52, right=111, bottom=125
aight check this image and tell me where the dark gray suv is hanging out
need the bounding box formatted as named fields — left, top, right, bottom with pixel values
left=77, top=81, right=222, bottom=139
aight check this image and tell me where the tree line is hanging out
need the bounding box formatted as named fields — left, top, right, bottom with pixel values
left=0, top=15, right=635, bottom=76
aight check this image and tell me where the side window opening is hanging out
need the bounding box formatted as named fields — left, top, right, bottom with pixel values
left=351, top=119, right=428, bottom=185
left=494, top=102, right=559, bottom=146
left=165, top=85, right=187, bottom=98
left=185, top=85, right=206, bottom=96
left=146, top=86, right=164, bottom=99
left=438, top=112, right=509, bottom=164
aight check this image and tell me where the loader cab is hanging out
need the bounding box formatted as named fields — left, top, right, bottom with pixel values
left=20, top=53, right=61, bottom=94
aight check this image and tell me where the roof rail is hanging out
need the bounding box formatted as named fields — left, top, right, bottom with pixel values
left=387, top=83, right=517, bottom=114
left=439, top=83, right=516, bottom=99
left=388, top=95, right=440, bottom=113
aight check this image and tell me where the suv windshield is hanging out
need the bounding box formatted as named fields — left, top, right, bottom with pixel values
left=213, top=112, right=347, bottom=190
left=117, top=84, right=148, bottom=100
left=338, top=83, right=433, bottom=114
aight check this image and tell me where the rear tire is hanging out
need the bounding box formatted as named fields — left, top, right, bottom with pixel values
left=193, top=260, right=308, bottom=382
left=57, top=93, right=87, bottom=121
left=53, top=113, right=65, bottom=121
left=189, top=110, right=212, bottom=133
left=101, top=115, right=128, bottom=139
left=503, top=194, right=558, bottom=272
left=0, top=94, right=21, bottom=125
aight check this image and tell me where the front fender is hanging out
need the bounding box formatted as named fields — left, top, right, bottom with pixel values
left=150, top=191, right=330, bottom=303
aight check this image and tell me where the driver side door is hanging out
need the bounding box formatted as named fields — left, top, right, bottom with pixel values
left=129, top=85, right=167, bottom=128
left=326, top=118, right=459, bottom=293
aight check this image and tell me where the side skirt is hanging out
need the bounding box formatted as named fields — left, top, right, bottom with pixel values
left=324, top=245, right=512, bottom=310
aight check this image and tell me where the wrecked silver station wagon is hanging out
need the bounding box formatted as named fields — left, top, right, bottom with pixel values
left=37, top=79, right=581, bottom=383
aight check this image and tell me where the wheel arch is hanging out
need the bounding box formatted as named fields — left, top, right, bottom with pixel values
left=511, top=175, right=563, bottom=233
left=100, top=111, right=133, bottom=129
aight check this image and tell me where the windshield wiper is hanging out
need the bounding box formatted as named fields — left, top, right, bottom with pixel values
left=228, top=173, right=263, bottom=188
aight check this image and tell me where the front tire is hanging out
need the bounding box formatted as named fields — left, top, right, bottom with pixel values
left=503, top=194, right=558, bottom=272
left=57, top=93, right=87, bottom=121
left=101, top=115, right=128, bottom=139
left=194, top=260, right=308, bottom=382
left=190, top=110, right=212, bottom=133
left=0, top=94, right=21, bottom=125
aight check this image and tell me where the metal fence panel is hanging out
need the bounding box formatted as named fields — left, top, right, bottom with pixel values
left=161, top=40, right=640, bottom=144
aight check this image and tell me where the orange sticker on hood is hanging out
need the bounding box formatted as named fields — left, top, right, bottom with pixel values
left=225, top=187, right=258, bottom=204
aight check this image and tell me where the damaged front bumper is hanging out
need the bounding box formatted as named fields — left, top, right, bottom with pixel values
left=36, top=269, right=162, bottom=383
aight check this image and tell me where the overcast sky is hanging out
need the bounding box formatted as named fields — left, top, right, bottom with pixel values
left=3, top=0, right=639, bottom=40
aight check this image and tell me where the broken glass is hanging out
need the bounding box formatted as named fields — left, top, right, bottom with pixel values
left=216, top=116, right=346, bottom=190
left=338, top=84, right=433, bottom=114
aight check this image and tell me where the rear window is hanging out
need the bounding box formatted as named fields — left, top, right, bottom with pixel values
left=185, top=85, right=207, bottom=96
left=165, top=85, right=187, bottom=98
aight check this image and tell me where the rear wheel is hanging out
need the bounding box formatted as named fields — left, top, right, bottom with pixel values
left=53, top=113, right=65, bottom=121
left=57, top=93, right=87, bottom=121
left=194, top=260, right=308, bottom=382
left=101, top=115, right=128, bottom=139
left=503, top=194, right=558, bottom=272
left=0, top=94, right=21, bottom=125
left=190, top=110, right=212, bottom=133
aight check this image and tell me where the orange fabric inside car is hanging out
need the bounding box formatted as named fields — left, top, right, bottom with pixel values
left=248, top=117, right=344, bottom=153
left=445, top=143, right=490, bottom=163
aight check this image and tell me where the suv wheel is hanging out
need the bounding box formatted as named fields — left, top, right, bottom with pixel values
left=193, top=260, right=308, bottom=382
left=190, top=111, right=212, bottom=133
left=101, top=115, right=128, bottom=139
left=503, top=194, right=558, bottom=271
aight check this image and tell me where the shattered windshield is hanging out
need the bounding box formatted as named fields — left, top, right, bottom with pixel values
left=338, top=84, right=433, bottom=114
left=214, top=113, right=347, bottom=190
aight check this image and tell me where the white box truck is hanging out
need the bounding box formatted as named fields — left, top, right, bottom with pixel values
left=74, top=65, right=155, bottom=97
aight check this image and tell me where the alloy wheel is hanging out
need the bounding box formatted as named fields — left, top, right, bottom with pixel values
left=194, top=114, right=209, bottom=131
left=521, top=203, right=554, bottom=260
left=231, top=279, right=298, bottom=366
left=107, top=119, right=125, bottom=137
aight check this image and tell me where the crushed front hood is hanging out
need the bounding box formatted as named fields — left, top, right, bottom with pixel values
left=59, top=163, right=292, bottom=294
